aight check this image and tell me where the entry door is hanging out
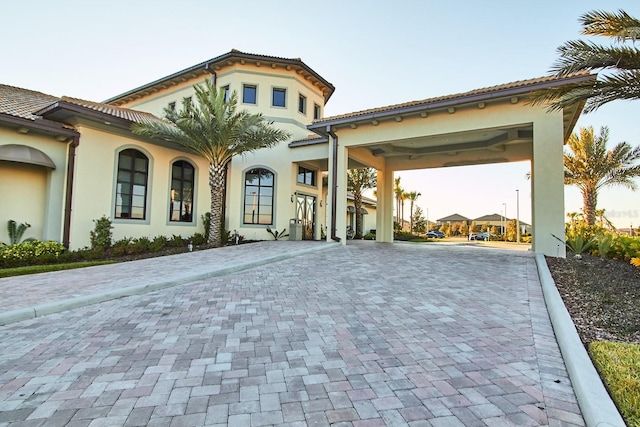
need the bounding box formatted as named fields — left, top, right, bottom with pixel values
left=296, top=194, right=316, bottom=240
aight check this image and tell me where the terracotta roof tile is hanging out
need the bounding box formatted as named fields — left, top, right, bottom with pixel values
left=0, top=84, right=58, bottom=120
left=60, top=96, right=163, bottom=124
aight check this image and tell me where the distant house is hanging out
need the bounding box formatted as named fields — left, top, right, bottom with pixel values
left=473, top=213, right=531, bottom=233
left=436, top=214, right=470, bottom=225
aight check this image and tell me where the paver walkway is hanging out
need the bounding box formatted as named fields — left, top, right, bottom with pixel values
left=0, top=241, right=584, bottom=426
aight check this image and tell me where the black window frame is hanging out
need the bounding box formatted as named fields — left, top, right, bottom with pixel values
left=115, top=149, right=149, bottom=220
left=243, top=168, right=274, bottom=225
left=221, top=85, right=230, bottom=102
left=170, top=160, right=195, bottom=223
left=298, top=94, right=307, bottom=114
left=297, top=166, right=316, bottom=186
left=313, top=103, right=321, bottom=120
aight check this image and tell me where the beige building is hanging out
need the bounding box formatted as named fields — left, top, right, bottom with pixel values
left=0, top=50, right=591, bottom=256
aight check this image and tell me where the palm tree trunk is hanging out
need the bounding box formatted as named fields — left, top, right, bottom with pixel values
left=410, top=201, right=414, bottom=233
left=583, top=189, right=598, bottom=226
left=209, top=161, right=227, bottom=247
left=354, top=191, right=363, bottom=239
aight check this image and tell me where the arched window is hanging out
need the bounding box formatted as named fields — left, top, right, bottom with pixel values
left=115, top=149, right=148, bottom=219
left=243, top=168, right=274, bottom=225
left=170, top=160, right=195, bottom=222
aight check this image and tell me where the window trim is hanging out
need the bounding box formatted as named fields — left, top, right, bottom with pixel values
left=112, top=146, right=152, bottom=224
left=313, top=103, right=321, bottom=120
left=242, top=166, right=276, bottom=226
left=298, top=93, right=307, bottom=115
left=242, top=84, right=257, bottom=105
left=169, top=159, right=196, bottom=224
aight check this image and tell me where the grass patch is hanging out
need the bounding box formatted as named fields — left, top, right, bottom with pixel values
left=589, top=341, right=640, bottom=426
left=0, top=261, right=116, bottom=278
left=408, top=238, right=431, bottom=243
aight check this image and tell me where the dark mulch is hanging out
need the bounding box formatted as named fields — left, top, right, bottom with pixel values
left=546, top=253, right=640, bottom=346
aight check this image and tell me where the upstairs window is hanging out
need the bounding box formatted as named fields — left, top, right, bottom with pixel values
left=115, top=149, right=148, bottom=220
left=272, top=88, right=286, bottom=107
left=221, top=85, right=230, bottom=102
left=243, top=168, right=274, bottom=225
left=298, top=94, right=307, bottom=114
left=313, top=104, right=321, bottom=120
left=297, top=166, right=316, bottom=186
left=243, top=84, right=257, bottom=104
left=170, top=160, right=195, bottom=222
left=168, top=101, right=176, bottom=111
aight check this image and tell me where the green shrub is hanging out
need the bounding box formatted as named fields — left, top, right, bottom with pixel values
left=90, top=216, right=113, bottom=251
left=0, top=240, right=66, bottom=268
left=202, top=212, right=211, bottom=241
left=167, top=234, right=187, bottom=247
left=363, top=233, right=376, bottom=240
left=593, top=233, right=615, bottom=258
left=149, top=235, right=168, bottom=252
left=393, top=231, right=416, bottom=241
left=190, top=232, right=207, bottom=246
left=608, top=235, right=640, bottom=261
left=129, top=237, right=151, bottom=254
left=109, top=237, right=133, bottom=257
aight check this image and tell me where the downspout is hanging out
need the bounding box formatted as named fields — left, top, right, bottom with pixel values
left=62, top=135, right=80, bottom=249
left=327, top=126, right=341, bottom=242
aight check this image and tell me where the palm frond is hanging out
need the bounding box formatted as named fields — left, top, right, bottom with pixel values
left=581, top=10, right=640, bottom=42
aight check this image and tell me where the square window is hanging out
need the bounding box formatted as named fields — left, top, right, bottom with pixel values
left=243, top=85, right=257, bottom=104
left=313, top=104, right=321, bottom=120
left=272, top=88, right=286, bottom=107
left=298, top=94, right=307, bottom=114
left=297, top=166, right=316, bottom=186
left=168, top=101, right=176, bottom=111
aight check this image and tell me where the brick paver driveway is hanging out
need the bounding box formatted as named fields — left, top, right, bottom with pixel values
left=0, top=241, right=583, bottom=426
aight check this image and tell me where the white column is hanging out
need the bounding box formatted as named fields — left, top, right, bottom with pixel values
left=376, top=167, right=394, bottom=243
left=532, top=113, right=566, bottom=257
left=327, top=134, right=348, bottom=244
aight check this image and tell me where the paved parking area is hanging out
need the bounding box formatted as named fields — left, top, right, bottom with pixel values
left=0, top=241, right=583, bottom=426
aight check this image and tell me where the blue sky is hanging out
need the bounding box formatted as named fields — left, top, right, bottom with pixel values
left=3, top=0, right=640, bottom=228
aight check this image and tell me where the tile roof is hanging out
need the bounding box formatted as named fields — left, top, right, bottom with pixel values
left=0, top=84, right=59, bottom=120
left=59, top=97, right=163, bottom=124
left=313, top=72, right=592, bottom=124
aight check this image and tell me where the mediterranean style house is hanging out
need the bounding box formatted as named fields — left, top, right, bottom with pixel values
left=0, top=50, right=593, bottom=256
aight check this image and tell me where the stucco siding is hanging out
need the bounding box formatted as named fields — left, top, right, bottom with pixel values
left=68, top=126, right=210, bottom=249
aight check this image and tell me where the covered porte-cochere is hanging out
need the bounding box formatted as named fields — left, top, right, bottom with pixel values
left=306, top=73, right=594, bottom=257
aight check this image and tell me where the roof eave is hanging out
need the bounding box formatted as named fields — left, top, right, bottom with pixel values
left=309, top=73, right=596, bottom=137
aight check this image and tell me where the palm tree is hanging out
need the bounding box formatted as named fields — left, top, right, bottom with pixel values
left=564, top=126, right=640, bottom=226
left=394, top=176, right=403, bottom=226
left=531, top=10, right=640, bottom=112
left=405, top=191, right=421, bottom=233
left=348, top=168, right=377, bottom=238
left=132, top=80, right=290, bottom=247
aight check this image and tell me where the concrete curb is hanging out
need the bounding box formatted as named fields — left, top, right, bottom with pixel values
left=0, top=242, right=340, bottom=327
left=535, top=253, right=625, bottom=427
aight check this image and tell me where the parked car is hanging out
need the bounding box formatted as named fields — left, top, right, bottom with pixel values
left=470, top=232, right=495, bottom=241
left=426, top=231, right=444, bottom=239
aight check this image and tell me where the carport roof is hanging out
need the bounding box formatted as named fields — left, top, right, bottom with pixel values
left=308, top=72, right=593, bottom=138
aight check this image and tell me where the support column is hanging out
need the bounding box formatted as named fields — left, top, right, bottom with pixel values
left=376, top=167, right=394, bottom=243
left=532, top=113, right=566, bottom=257
left=327, top=133, right=348, bottom=244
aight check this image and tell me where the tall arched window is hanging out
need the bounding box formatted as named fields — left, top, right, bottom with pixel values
left=170, top=160, right=195, bottom=222
left=243, top=168, right=274, bottom=225
left=115, top=149, right=148, bottom=219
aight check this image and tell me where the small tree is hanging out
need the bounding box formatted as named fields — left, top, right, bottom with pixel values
left=439, top=222, right=450, bottom=237
left=459, top=221, right=469, bottom=237
left=506, top=219, right=518, bottom=242
left=412, top=206, right=427, bottom=234
left=470, top=221, right=480, bottom=233
left=347, top=168, right=377, bottom=239
left=90, top=216, right=113, bottom=252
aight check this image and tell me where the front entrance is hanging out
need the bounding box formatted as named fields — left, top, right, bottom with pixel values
left=296, top=194, right=316, bottom=240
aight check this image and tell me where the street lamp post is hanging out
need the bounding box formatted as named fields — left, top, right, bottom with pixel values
left=516, top=190, right=520, bottom=243
left=502, top=203, right=507, bottom=238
